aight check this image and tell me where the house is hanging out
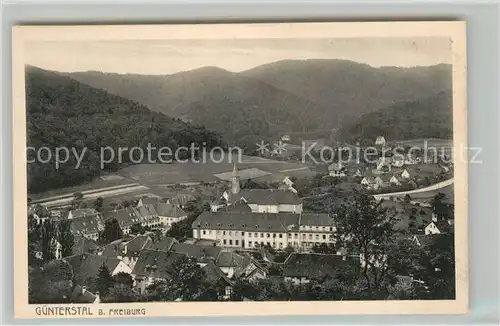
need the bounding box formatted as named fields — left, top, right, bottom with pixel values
left=192, top=211, right=335, bottom=251
left=360, top=176, right=378, bottom=190
left=328, top=163, right=347, bottom=178
left=392, top=156, right=405, bottom=168
left=281, top=135, right=291, bottom=142
left=374, top=175, right=401, bottom=188
left=64, top=254, right=132, bottom=286
left=137, top=196, right=162, bottom=208
left=154, top=203, right=188, bottom=231
left=375, top=136, right=386, bottom=147
left=376, top=157, right=393, bottom=171
left=167, top=194, right=197, bottom=208
left=131, top=250, right=186, bottom=294
left=201, top=261, right=234, bottom=299
left=67, top=235, right=100, bottom=257
left=150, top=237, right=178, bottom=252
left=412, top=233, right=451, bottom=247
left=169, top=243, right=222, bottom=266
left=70, top=285, right=99, bottom=304
left=425, top=220, right=454, bottom=235
left=103, top=205, right=161, bottom=235
left=69, top=213, right=105, bottom=241
left=281, top=253, right=359, bottom=285
left=68, top=208, right=98, bottom=220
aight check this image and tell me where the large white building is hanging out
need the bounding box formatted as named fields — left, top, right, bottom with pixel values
left=192, top=211, right=335, bottom=251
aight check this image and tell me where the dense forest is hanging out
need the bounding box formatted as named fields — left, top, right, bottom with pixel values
left=337, top=90, right=453, bottom=144
left=26, top=66, right=223, bottom=193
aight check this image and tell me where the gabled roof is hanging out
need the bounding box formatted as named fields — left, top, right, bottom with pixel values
left=300, top=213, right=335, bottom=227
left=202, top=261, right=232, bottom=285
left=131, top=250, right=186, bottom=280
left=228, top=189, right=301, bottom=205
left=151, top=237, right=178, bottom=252
left=215, top=250, right=246, bottom=268
left=103, top=206, right=158, bottom=229
left=64, top=254, right=122, bottom=285
left=69, top=235, right=99, bottom=257
left=70, top=285, right=97, bottom=303
left=155, top=203, right=187, bottom=218
left=219, top=200, right=252, bottom=213
left=170, top=243, right=222, bottom=262
left=362, top=176, right=376, bottom=184
left=125, top=234, right=153, bottom=256
left=69, top=214, right=104, bottom=236
left=282, top=253, right=358, bottom=279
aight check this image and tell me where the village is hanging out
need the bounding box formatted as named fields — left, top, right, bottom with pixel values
left=27, top=135, right=455, bottom=303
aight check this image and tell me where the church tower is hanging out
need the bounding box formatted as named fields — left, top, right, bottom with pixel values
left=231, top=163, right=240, bottom=194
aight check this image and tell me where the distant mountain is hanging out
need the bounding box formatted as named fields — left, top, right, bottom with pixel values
left=243, top=59, right=452, bottom=126
left=26, top=66, right=222, bottom=193
left=68, top=67, right=322, bottom=150
left=66, top=59, right=451, bottom=147
left=337, top=90, right=453, bottom=143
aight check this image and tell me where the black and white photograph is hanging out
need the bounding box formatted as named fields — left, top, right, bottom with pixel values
left=12, top=22, right=467, bottom=318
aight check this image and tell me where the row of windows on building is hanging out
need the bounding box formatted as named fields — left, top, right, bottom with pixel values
left=201, top=230, right=333, bottom=240
left=221, top=239, right=332, bottom=249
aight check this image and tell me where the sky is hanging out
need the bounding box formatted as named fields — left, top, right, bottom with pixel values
left=25, top=37, right=451, bottom=75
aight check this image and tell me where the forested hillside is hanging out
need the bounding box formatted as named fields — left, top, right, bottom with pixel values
left=26, top=66, right=223, bottom=193
left=337, top=91, right=453, bottom=143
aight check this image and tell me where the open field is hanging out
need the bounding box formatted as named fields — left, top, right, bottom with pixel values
left=30, top=154, right=316, bottom=204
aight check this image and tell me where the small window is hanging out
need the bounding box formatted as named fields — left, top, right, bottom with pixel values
left=248, top=241, right=252, bottom=246
left=203, top=230, right=206, bottom=235
left=223, top=231, right=226, bottom=235
left=279, top=234, right=283, bottom=238
left=223, top=239, right=227, bottom=245
left=229, top=240, right=233, bottom=245
left=322, top=235, right=326, bottom=240
left=267, top=233, right=270, bottom=238
left=254, top=233, right=258, bottom=237
left=235, top=240, right=239, bottom=246
left=241, top=232, right=245, bottom=236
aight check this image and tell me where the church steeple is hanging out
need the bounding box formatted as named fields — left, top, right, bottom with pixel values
left=231, top=163, right=240, bottom=194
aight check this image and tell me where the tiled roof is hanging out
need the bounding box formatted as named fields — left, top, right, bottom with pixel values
left=151, top=237, right=178, bottom=252
left=69, top=235, right=99, bottom=257
left=69, top=214, right=104, bottom=236
left=64, top=254, right=121, bottom=285
left=103, top=206, right=159, bottom=229
left=219, top=200, right=252, bottom=213
left=192, top=211, right=301, bottom=232
left=215, top=250, right=246, bottom=268
left=170, top=243, right=222, bottom=262
left=228, top=189, right=301, bottom=205
left=202, top=261, right=232, bottom=285
left=70, top=285, right=97, bottom=303
left=155, top=203, right=187, bottom=218
left=125, top=235, right=153, bottom=256
left=131, top=250, right=186, bottom=280
left=282, top=253, right=358, bottom=279
left=193, top=211, right=332, bottom=232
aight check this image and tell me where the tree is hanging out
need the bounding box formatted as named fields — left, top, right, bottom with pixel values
left=58, top=220, right=74, bottom=258
left=113, top=272, right=134, bottom=288
left=102, top=285, right=142, bottom=303
left=431, top=192, right=452, bottom=220
left=145, top=256, right=208, bottom=301
left=96, top=263, right=114, bottom=297
left=29, top=260, right=74, bottom=304
left=230, top=279, right=259, bottom=301
left=130, top=223, right=150, bottom=235
left=99, top=218, right=123, bottom=244
left=93, top=197, right=104, bottom=212
left=333, top=191, right=399, bottom=297
left=40, top=219, right=56, bottom=263
left=28, top=214, right=42, bottom=266
left=404, top=194, right=411, bottom=203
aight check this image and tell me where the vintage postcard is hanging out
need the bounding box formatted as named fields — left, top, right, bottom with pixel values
left=12, top=22, right=467, bottom=318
